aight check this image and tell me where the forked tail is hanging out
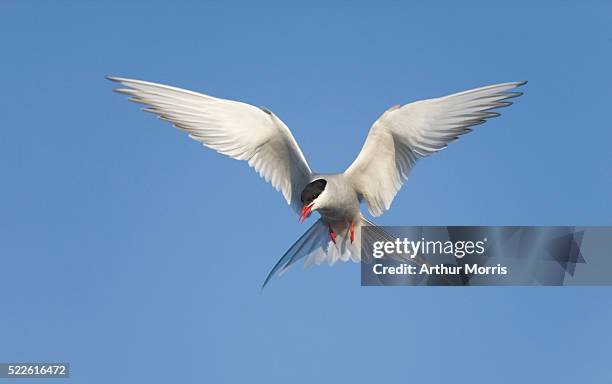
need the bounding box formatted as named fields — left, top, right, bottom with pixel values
left=262, top=215, right=387, bottom=289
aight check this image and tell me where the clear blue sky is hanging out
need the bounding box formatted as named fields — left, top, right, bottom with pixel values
left=1, top=1, right=611, bottom=383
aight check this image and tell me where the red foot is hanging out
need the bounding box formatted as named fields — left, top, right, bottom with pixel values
left=329, top=226, right=337, bottom=243
left=350, top=222, right=355, bottom=243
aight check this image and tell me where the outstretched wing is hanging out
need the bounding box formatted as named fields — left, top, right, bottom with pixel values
left=108, top=76, right=313, bottom=213
left=345, top=81, right=526, bottom=216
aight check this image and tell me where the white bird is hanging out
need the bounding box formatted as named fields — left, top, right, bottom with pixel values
left=108, top=76, right=525, bottom=287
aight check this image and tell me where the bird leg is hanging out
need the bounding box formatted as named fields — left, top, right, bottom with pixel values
left=350, top=221, right=355, bottom=243
left=328, top=225, right=337, bottom=243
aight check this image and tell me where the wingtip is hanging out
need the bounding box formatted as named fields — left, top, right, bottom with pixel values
left=504, top=91, right=524, bottom=99
left=106, top=75, right=136, bottom=84
left=112, top=88, right=135, bottom=95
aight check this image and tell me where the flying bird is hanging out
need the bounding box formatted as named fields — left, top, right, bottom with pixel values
left=108, top=76, right=525, bottom=287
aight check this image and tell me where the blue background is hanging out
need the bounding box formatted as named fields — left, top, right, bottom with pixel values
left=1, top=1, right=611, bottom=383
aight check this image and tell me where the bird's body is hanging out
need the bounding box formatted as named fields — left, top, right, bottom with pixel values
left=108, top=76, right=526, bottom=287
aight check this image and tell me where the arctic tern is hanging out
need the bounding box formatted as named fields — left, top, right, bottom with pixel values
left=108, top=76, right=525, bottom=287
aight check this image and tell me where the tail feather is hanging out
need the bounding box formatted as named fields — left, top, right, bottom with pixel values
left=262, top=215, right=384, bottom=289
left=261, top=218, right=327, bottom=290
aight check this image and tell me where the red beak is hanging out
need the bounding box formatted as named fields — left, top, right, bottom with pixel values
left=299, top=203, right=313, bottom=224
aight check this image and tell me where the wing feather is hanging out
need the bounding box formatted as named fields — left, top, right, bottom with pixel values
left=108, top=76, right=312, bottom=213
left=345, top=81, right=526, bottom=216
